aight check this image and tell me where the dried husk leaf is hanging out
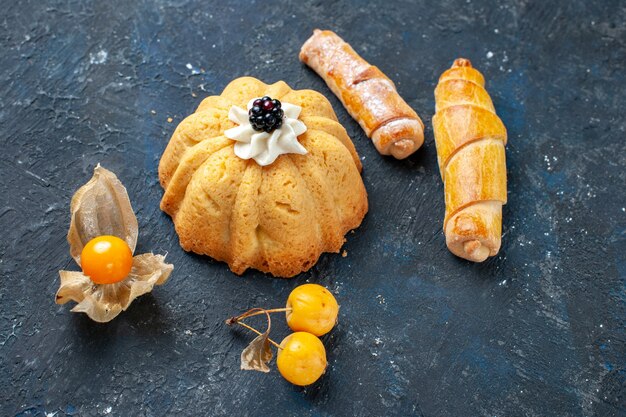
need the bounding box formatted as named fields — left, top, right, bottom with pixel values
left=241, top=331, right=274, bottom=373
left=55, top=271, right=93, bottom=305
left=68, top=164, right=138, bottom=265
left=55, top=254, right=173, bottom=323
left=240, top=309, right=274, bottom=373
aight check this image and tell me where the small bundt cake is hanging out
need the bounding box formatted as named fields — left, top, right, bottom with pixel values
left=158, top=77, right=368, bottom=277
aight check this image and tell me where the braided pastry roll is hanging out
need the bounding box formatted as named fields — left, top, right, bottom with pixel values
left=300, top=29, right=424, bottom=159
left=432, top=58, right=507, bottom=262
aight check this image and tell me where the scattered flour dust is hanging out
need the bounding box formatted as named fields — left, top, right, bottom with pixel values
left=185, top=63, right=202, bottom=75
left=89, top=50, right=108, bottom=64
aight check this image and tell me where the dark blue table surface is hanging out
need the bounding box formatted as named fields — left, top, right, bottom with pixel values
left=1, top=1, right=624, bottom=416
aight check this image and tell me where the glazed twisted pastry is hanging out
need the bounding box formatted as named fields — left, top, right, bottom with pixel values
left=300, top=29, right=424, bottom=159
left=432, top=58, right=507, bottom=262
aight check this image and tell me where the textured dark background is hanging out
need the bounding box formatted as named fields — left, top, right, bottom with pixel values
left=1, top=0, right=625, bottom=416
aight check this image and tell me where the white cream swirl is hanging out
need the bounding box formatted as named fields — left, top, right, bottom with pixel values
left=224, top=98, right=308, bottom=166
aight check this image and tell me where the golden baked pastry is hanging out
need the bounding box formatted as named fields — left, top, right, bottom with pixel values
left=159, top=77, right=368, bottom=277
left=432, top=58, right=507, bottom=262
left=300, top=29, right=424, bottom=159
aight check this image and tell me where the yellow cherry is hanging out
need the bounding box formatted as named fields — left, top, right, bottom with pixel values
left=277, top=332, right=327, bottom=386
left=286, top=284, right=339, bottom=336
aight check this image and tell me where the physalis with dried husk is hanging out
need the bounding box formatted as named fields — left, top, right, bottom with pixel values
left=226, top=284, right=338, bottom=386
left=55, top=165, right=173, bottom=323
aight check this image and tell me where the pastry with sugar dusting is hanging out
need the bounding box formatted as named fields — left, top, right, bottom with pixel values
left=300, top=29, right=424, bottom=159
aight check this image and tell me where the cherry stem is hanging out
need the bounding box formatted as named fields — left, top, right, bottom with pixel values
left=226, top=307, right=282, bottom=349
left=234, top=321, right=281, bottom=349
left=238, top=307, right=292, bottom=319
left=225, top=307, right=292, bottom=324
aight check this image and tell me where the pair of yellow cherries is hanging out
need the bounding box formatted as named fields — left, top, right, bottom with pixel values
left=276, top=284, right=339, bottom=386
left=228, top=283, right=339, bottom=386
